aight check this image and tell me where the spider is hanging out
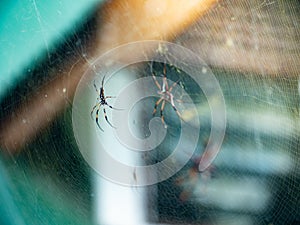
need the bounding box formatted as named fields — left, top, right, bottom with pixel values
left=151, top=62, right=183, bottom=127
left=90, top=75, right=116, bottom=131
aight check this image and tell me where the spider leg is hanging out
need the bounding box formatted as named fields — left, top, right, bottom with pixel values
left=171, top=102, right=185, bottom=122
left=101, top=74, right=106, bottom=87
left=93, top=80, right=100, bottom=94
left=169, top=93, right=185, bottom=122
left=171, top=103, right=185, bottom=122
left=105, top=96, right=116, bottom=99
left=105, top=103, right=123, bottom=111
left=91, top=103, right=100, bottom=119
left=152, top=73, right=161, bottom=90
left=152, top=98, right=163, bottom=115
left=103, top=107, right=116, bottom=128
left=162, top=63, right=169, bottom=90
left=151, top=62, right=162, bottom=90
left=169, top=79, right=180, bottom=92
left=95, top=107, right=104, bottom=132
left=160, top=100, right=167, bottom=127
left=176, top=99, right=184, bottom=103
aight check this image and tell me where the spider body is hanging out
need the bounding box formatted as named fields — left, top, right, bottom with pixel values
left=91, top=76, right=115, bottom=131
left=151, top=63, right=183, bottom=127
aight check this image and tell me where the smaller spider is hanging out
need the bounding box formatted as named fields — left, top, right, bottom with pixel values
left=90, top=75, right=116, bottom=131
left=151, top=62, right=183, bottom=127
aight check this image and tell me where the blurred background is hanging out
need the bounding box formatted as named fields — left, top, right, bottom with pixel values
left=0, top=0, right=299, bottom=224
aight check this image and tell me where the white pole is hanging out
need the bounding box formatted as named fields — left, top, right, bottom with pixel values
left=92, top=69, right=151, bottom=225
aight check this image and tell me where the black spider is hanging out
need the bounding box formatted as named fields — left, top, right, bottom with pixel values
left=90, top=75, right=115, bottom=131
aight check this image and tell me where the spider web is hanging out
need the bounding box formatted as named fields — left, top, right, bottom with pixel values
left=159, top=1, right=300, bottom=224
left=0, top=0, right=299, bottom=225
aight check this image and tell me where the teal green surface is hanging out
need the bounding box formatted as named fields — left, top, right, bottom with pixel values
left=0, top=1, right=103, bottom=224
left=0, top=0, right=103, bottom=100
left=0, top=160, right=91, bottom=225
left=0, top=108, right=92, bottom=225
